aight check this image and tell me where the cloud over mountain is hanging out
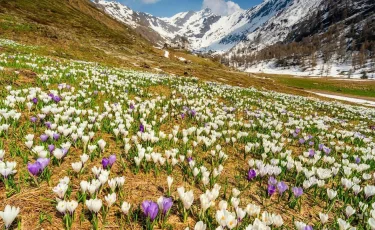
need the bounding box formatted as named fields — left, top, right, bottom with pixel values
left=141, top=0, right=160, bottom=4
left=202, top=0, right=242, bottom=16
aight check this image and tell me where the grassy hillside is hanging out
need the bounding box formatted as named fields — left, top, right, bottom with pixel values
left=0, top=0, right=155, bottom=65
left=0, top=0, right=373, bottom=100
left=0, top=2, right=375, bottom=229
left=0, top=38, right=375, bottom=230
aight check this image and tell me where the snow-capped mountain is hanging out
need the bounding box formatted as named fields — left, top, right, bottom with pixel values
left=229, top=0, right=323, bottom=55
left=93, top=0, right=374, bottom=64
left=93, top=0, right=322, bottom=53
left=194, top=0, right=299, bottom=53
left=227, top=0, right=375, bottom=77
left=93, top=0, right=225, bottom=49
left=93, top=0, right=178, bottom=45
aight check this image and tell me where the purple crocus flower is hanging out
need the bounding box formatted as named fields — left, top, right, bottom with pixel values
left=27, top=162, right=41, bottom=176
left=53, top=133, right=60, bottom=141
left=268, top=176, right=277, bottom=185
left=187, top=157, right=193, bottom=162
left=355, top=157, right=361, bottom=164
left=102, top=158, right=110, bottom=169
left=62, top=148, right=68, bottom=156
left=181, top=113, right=185, bottom=119
left=247, top=169, right=256, bottom=181
left=292, top=187, right=303, bottom=197
left=108, top=155, right=116, bottom=165
left=267, top=184, right=276, bottom=196
left=45, top=122, right=51, bottom=129
left=141, top=201, right=159, bottom=221
left=160, top=197, right=173, bottom=214
left=309, top=141, right=314, bottom=146
left=53, top=95, right=61, bottom=103
left=190, top=110, right=196, bottom=117
left=40, top=134, right=49, bottom=142
left=30, top=116, right=37, bottom=123
left=318, top=144, right=324, bottom=150
left=139, top=124, right=145, bottom=133
left=32, top=97, right=38, bottom=104
left=48, top=144, right=55, bottom=153
left=308, top=149, right=315, bottom=158
left=277, top=181, right=288, bottom=194
left=36, top=158, right=50, bottom=170
left=130, top=103, right=135, bottom=110
left=304, top=225, right=313, bottom=230
left=299, top=138, right=305, bottom=144
left=323, top=147, right=331, bottom=155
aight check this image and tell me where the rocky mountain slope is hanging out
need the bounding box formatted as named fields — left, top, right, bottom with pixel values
left=227, top=0, right=375, bottom=78
left=93, top=0, right=325, bottom=53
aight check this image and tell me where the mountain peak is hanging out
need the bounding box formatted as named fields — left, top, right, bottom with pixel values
left=202, top=8, right=212, bottom=13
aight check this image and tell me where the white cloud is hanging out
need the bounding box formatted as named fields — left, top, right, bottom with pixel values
left=202, top=0, right=242, bottom=16
left=141, top=0, right=160, bottom=4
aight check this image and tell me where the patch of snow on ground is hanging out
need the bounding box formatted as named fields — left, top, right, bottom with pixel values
left=243, top=59, right=375, bottom=79
left=176, top=56, right=186, bottom=61
left=308, top=91, right=375, bottom=107
left=164, top=50, right=169, bottom=58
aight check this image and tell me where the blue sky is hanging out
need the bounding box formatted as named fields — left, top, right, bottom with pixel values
left=118, top=0, right=263, bottom=17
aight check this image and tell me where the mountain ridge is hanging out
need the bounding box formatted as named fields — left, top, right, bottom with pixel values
left=92, top=0, right=320, bottom=54
left=92, top=0, right=374, bottom=77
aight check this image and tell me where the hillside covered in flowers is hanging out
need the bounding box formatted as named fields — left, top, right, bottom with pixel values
left=0, top=39, right=375, bottom=229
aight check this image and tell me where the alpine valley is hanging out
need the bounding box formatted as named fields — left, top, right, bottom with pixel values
left=94, top=0, right=375, bottom=78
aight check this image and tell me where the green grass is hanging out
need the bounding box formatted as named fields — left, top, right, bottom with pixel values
left=274, top=77, right=375, bottom=98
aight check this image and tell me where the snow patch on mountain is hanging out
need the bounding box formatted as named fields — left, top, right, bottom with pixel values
left=230, top=0, right=323, bottom=54
left=95, top=0, right=137, bottom=28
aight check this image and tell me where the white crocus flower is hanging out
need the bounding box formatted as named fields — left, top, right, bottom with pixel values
left=327, top=188, right=337, bottom=200
left=368, top=218, right=375, bottom=230
left=0, top=205, right=20, bottom=228
left=194, top=221, right=207, bottom=230
left=53, top=148, right=64, bottom=160
left=97, top=139, right=106, bottom=152
left=319, top=212, right=329, bottom=224
left=121, top=202, right=131, bottom=215
left=104, top=193, right=116, bottom=207
left=80, top=154, right=89, bottom=164
left=56, top=201, right=67, bottom=214
left=345, top=206, right=355, bottom=217
left=66, top=200, right=78, bottom=214
left=177, top=187, right=194, bottom=209
left=85, top=199, right=102, bottom=213
left=337, top=218, right=351, bottom=230
left=72, top=162, right=83, bottom=173
left=53, top=183, right=69, bottom=199
left=365, top=185, right=375, bottom=198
